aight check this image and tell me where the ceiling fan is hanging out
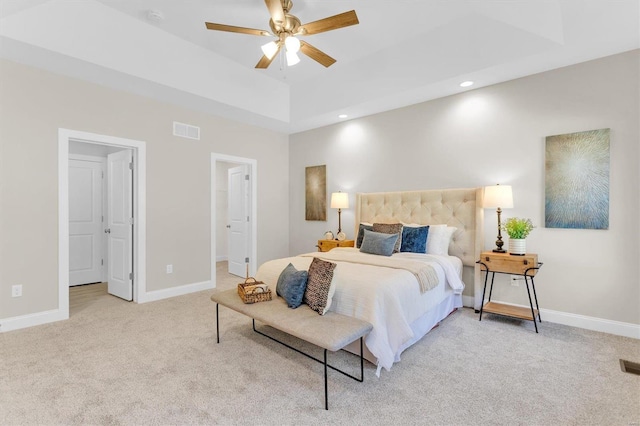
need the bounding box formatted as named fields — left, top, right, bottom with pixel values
left=205, top=0, right=359, bottom=69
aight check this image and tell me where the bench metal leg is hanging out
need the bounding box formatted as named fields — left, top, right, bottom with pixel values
left=216, top=303, right=220, bottom=344
left=215, top=305, right=365, bottom=410
left=250, top=319, right=366, bottom=409
left=324, top=349, right=328, bottom=410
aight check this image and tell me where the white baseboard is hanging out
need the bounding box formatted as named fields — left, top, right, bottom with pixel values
left=2, top=280, right=215, bottom=332
left=0, top=309, right=68, bottom=333
left=138, top=280, right=214, bottom=303
left=487, top=299, right=640, bottom=339
left=462, top=295, right=475, bottom=308
left=216, top=256, right=228, bottom=262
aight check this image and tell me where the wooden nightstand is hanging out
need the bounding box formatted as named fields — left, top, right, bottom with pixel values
left=476, top=251, right=543, bottom=332
left=317, top=239, right=354, bottom=252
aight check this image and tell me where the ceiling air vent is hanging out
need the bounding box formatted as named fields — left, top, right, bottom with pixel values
left=173, top=121, right=200, bottom=140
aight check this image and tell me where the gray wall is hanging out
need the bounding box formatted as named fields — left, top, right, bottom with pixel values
left=289, top=50, right=639, bottom=325
left=0, top=59, right=290, bottom=319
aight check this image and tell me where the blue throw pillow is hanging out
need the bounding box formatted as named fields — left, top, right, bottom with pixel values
left=401, top=226, right=429, bottom=253
left=356, top=223, right=373, bottom=248
left=359, top=229, right=399, bottom=256
left=276, top=263, right=308, bottom=308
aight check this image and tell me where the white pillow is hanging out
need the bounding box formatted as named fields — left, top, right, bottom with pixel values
left=426, top=225, right=457, bottom=256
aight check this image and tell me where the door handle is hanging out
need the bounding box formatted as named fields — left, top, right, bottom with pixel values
left=104, top=228, right=111, bottom=234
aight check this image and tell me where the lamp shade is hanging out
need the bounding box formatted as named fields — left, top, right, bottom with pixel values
left=330, top=192, right=349, bottom=209
left=483, top=185, right=514, bottom=209
left=286, top=50, right=300, bottom=66
left=285, top=35, right=301, bottom=53
left=261, top=41, right=279, bottom=60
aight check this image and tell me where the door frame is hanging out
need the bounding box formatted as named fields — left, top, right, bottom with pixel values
left=211, top=153, right=257, bottom=287
left=59, top=129, right=146, bottom=318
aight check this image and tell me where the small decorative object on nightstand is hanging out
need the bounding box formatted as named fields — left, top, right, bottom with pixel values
left=476, top=251, right=543, bottom=332
left=502, top=217, right=535, bottom=256
left=317, top=239, right=354, bottom=252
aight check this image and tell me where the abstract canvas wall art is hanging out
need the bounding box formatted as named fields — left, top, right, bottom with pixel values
left=305, top=165, right=326, bottom=221
left=545, top=128, right=610, bottom=229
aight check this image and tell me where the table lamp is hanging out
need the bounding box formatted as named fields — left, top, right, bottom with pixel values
left=483, top=184, right=514, bottom=253
left=330, top=191, right=349, bottom=238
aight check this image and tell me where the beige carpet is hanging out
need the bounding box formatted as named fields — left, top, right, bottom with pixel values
left=1, top=263, right=638, bottom=425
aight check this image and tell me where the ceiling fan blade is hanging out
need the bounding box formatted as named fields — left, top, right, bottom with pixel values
left=300, top=41, right=336, bottom=67
left=205, top=22, right=270, bottom=37
left=264, top=0, right=285, bottom=25
left=255, top=45, right=281, bottom=69
left=298, top=10, right=359, bottom=35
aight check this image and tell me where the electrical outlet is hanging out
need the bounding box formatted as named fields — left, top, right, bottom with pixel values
left=12, top=285, right=22, bottom=297
left=166, top=264, right=173, bottom=274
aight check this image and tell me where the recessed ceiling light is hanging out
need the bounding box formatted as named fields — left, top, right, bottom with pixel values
left=460, top=81, right=474, bottom=87
left=338, top=114, right=348, bottom=119
left=146, top=9, right=164, bottom=23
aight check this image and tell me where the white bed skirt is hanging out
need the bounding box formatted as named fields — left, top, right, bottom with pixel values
left=342, top=292, right=463, bottom=375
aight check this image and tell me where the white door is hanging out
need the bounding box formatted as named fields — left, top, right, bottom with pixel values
left=107, top=149, right=133, bottom=301
left=228, top=165, right=250, bottom=277
left=69, top=159, right=103, bottom=286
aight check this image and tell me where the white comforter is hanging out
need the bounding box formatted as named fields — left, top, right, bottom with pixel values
left=255, top=248, right=464, bottom=375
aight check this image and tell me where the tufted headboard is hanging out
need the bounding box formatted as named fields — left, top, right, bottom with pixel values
left=355, top=188, right=484, bottom=307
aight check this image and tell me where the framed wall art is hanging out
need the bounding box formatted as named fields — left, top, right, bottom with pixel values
left=545, top=128, right=610, bottom=229
left=305, top=165, right=326, bottom=221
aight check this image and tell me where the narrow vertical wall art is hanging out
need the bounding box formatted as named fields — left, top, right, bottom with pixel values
left=545, top=128, right=610, bottom=229
left=305, top=165, right=327, bottom=221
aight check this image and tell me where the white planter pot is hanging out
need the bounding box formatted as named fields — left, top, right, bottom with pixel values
left=509, top=239, right=526, bottom=255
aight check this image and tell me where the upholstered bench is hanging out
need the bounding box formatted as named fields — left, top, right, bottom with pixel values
left=210, top=289, right=373, bottom=410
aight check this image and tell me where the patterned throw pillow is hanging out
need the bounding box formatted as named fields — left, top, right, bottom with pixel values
left=276, top=263, right=309, bottom=308
left=303, top=257, right=337, bottom=315
left=372, top=223, right=404, bottom=253
left=356, top=223, right=373, bottom=248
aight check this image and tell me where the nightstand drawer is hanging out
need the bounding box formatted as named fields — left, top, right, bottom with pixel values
left=479, top=252, right=538, bottom=275
left=317, top=239, right=354, bottom=252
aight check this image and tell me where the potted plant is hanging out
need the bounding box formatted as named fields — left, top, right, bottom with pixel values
left=502, top=217, right=534, bottom=255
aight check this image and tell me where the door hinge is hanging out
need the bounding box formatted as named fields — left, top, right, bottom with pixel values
left=129, top=217, right=134, bottom=225
left=245, top=257, right=250, bottom=263
left=101, top=259, right=104, bottom=266
left=129, top=162, right=133, bottom=170
left=102, top=215, right=104, bottom=222
left=244, top=174, right=249, bottom=180
left=102, top=171, right=104, bottom=179
left=129, top=272, right=133, bottom=280
left=246, top=216, right=250, bottom=222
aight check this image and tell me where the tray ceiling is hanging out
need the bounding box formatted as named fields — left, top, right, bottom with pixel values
left=1, top=0, right=638, bottom=133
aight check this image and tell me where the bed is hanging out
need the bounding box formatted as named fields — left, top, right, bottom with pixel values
left=256, top=188, right=484, bottom=376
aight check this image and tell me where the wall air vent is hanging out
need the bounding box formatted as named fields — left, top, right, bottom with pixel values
left=173, top=121, right=200, bottom=140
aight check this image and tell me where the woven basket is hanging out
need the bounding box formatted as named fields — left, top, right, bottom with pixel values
left=237, top=277, right=272, bottom=304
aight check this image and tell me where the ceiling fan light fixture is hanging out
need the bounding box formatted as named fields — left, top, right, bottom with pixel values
left=286, top=50, right=300, bottom=66
left=284, top=35, right=301, bottom=53
left=261, top=41, right=279, bottom=60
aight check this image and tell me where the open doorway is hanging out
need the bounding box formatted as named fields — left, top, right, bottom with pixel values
left=211, top=154, right=257, bottom=286
left=58, top=129, right=147, bottom=320
left=68, top=142, right=134, bottom=302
